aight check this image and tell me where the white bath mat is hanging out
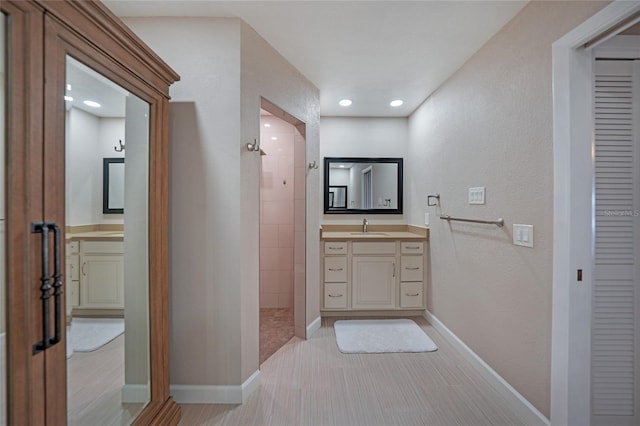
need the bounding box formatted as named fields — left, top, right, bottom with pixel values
left=66, top=318, right=124, bottom=358
left=334, top=319, right=438, bottom=354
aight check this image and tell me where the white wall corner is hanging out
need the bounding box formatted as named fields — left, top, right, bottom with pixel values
left=170, top=370, right=261, bottom=404
left=424, top=311, right=549, bottom=426
left=306, top=316, right=321, bottom=338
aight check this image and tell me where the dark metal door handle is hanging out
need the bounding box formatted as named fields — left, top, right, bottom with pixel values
left=32, top=222, right=63, bottom=354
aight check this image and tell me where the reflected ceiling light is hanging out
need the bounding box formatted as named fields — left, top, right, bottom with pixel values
left=271, top=136, right=278, bottom=140
left=339, top=99, right=352, bottom=107
left=339, top=165, right=345, bottom=168
left=390, top=100, right=404, bottom=107
left=83, top=100, right=101, bottom=108
left=263, top=123, right=272, bottom=127
left=64, top=96, right=73, bottom=102
left=66, top=84, right=72, bottom=91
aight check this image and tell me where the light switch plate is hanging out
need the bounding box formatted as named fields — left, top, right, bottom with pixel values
left=468, top=187, right=485, bottom=204
left=424, top=212, right=430, bottom=226
left=513, top=224, right=534, bottom=248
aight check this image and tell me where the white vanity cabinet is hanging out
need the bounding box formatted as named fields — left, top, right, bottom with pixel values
left=399, top=242, right=425, bottom=308
left=65, top=241, right=80, bottom=312
left=323, top=242, right=348, bottom=309
left=321, top=238, right=427, bottom=312
left=78, top=240, right=124, bottom=309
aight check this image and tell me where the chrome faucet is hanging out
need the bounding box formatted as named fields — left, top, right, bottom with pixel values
left=363, top=218, right=369, bottom=233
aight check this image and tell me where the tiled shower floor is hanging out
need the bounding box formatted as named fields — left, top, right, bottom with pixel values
left=259, top=307, right=294, bottom=365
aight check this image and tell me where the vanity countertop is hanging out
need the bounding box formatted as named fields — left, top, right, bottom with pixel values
left=320, top=224, right=428, bottom=241
left=66, top=226, right=124, bottom=242
left=67, top=231, right=124, bottom=241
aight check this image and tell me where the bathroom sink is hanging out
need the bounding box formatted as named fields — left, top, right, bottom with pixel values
left=349, top=232, right=387, bottom=236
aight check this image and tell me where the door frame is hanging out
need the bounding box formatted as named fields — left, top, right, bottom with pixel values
left=551, top=2, right=640, bottom=425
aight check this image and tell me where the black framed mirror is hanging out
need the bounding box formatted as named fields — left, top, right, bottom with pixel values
left=324, top=157, right=403, bottom=214
left=103, top=157, right=124, bottom=214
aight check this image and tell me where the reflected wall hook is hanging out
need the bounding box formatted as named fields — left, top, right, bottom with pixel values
left=308, top=161, right=319, bottom=170
left=114, top=139, right=125, bottom=152
left=246, top=138, right=260, bottom=152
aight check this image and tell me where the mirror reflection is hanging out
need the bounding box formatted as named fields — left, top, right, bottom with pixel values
left=324, top=157, right=403, bottom=214
left=103, top=158, right=125, bottom=213
left=65, top=56, right=150, bottom=425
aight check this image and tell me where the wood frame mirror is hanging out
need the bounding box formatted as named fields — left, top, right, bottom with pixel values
left=2, top=0, right=180, bottom=423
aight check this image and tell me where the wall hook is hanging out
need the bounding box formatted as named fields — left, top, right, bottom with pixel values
left=246, top=138, right=260, bottom=152
left=308, top=160, right=319, bottom=170
left=427, top=194, right=440, bottom=207
left=114, top=139, right=125, bottom=152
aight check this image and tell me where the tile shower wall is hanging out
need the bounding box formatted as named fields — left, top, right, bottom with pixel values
left=260, top=115, right=295, bottom=308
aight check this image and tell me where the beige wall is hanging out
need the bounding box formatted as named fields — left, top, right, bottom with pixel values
left=240, top=22, right=320, bottom=381
left=406, top=1, right=608, bottom=417
left=123, top=17, right=320, bottom=393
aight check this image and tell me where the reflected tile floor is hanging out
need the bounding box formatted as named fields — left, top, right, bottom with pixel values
left=259, top=307, right=294, bottom=365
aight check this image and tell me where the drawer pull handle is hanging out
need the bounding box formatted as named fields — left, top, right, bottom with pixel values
left=81, top=262, right=87, bottom=276
left=328, top=294, right=343, bottom=298
left=328, top=247, right=343, bottom=250
left=405, top=293, right=420, bottom=297
left=405, top=267, right=420, bottom=270
left=328, top=268, right=343, bottom=271
left=406, top=246, right=420, bottom=249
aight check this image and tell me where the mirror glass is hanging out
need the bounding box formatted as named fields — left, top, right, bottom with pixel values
left=324, top=157, right=403, bottom=214
left=0, top=12, right=6, bottom=425
left=65, top=55, right=150, bottom=424
left=103, top=158, right=125, bottom=214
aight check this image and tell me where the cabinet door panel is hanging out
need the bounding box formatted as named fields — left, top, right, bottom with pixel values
left=352, top=256, right=396, bottom=309
left=80, top=255, right=124, bottom=308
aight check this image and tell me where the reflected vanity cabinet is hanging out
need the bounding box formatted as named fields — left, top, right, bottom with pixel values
left=321, top=240, right=427, bottom=312
left=65, top=239, right=125, bottom=312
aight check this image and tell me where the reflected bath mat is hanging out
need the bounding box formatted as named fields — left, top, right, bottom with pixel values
left=334, top=319, right=438, bottom=354
left=66, top=318, right=124, bottom=358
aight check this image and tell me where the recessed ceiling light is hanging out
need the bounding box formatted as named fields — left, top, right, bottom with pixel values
left=64, top=96, right=73, bottom=102
left=271, top=136, right=278, bottom=140
left=263, top=123, right=271, bottom=127
left=83, top=100, right=101, bottom=108
left=339, top=165, right=345, bottom=168
left=390, top=100, right=404, bottom=107
left=339, top=99, right=352, bottom=107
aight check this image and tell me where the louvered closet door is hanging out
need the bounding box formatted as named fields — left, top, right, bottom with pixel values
left=593, top=59, right=640, bottom=426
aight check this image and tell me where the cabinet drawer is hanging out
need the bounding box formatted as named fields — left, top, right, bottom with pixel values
left=324, top=283, right=347, bottom=309
left=401, top=242, right=424, bottom=254
left=324, top=256, right=347, bottom=282
left=80, top=240, right=124, bottom=254
left=66, top=241, right=80, bottom=254
left=400, top=256, right=423, bottom=281
left=400, top=282, right=423, bottom=308
left=324, top=242, right=347, bottom=255
left=67, top=280, right=80, bottom=308
left=67, top=254, right=80, bottom=281
left=352, top=241, right=396, bottom=255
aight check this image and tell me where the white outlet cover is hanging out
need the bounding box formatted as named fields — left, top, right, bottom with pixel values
left=513, top=224, right=534, bottom=248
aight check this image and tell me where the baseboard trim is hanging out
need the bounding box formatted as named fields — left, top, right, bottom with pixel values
left=424, top=311, right=549, bottom=426
left=306, top=316, right=321, bottom=338
left=170, top=370, right=261, bottom=404
left=121, top=383, right=150, bottom=403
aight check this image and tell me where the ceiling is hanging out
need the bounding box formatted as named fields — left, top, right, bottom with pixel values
left=103, top=0, right=528, bottom=117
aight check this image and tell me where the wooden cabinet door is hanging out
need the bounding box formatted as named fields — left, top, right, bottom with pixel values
left=352, top=256, right=397, bottom=309
left=3, top=1, right=180, bottom=424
